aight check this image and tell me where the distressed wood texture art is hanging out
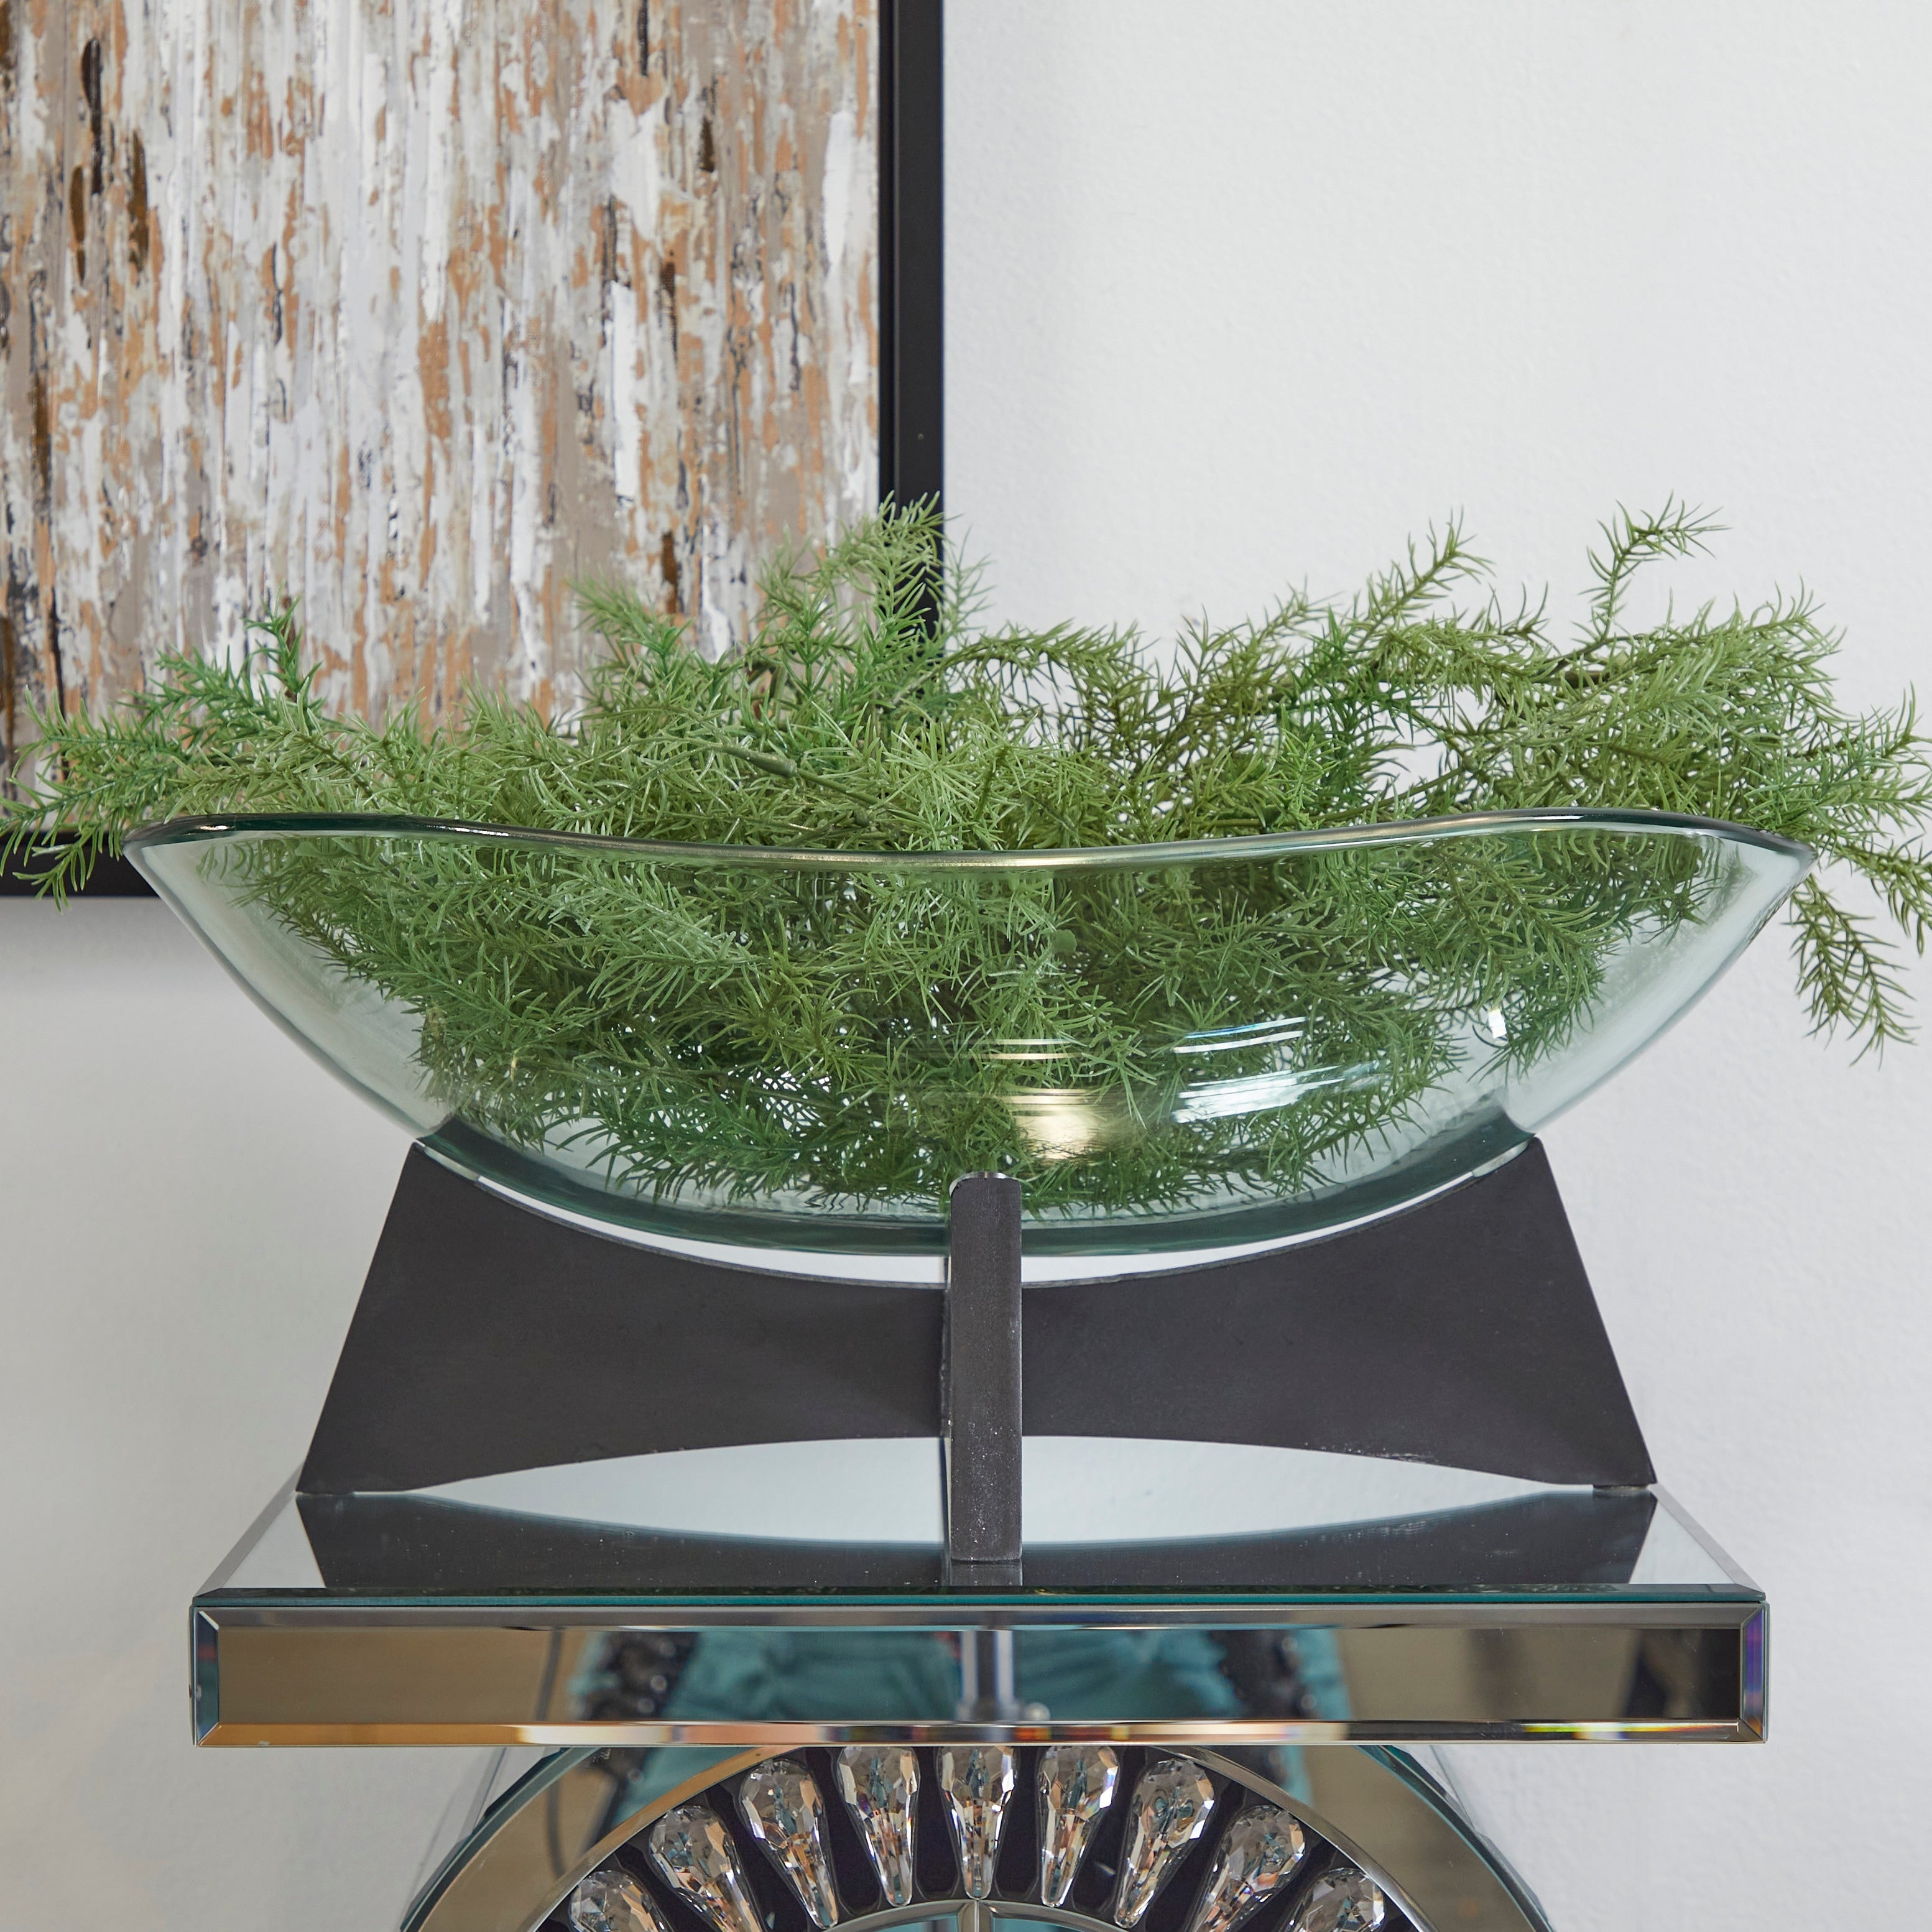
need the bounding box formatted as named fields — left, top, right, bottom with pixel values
left=0, top=0, right=879, bottom=771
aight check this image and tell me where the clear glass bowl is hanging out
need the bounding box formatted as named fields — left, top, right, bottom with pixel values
left=128, top=809, right=1811, bottom=1254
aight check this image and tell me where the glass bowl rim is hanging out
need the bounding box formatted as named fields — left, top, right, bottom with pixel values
left=124, top=805, right=1818, bottom=874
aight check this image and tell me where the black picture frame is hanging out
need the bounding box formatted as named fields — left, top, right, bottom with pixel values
left=3, top=3, right=945, bottom=901
left=880, top=0, right=945, bottom=514
left=0, top=846, right=153, bottom=897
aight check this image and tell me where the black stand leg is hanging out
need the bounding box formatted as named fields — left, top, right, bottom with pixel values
left=944, top=1172, right=1023, bottom=1584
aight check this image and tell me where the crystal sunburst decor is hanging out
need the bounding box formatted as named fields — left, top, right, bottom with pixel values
left=560, top=1750, right=1421, bottom=1932
left=647, top=1803, right=765, bottom=1932
left=1112, top=1759, right=1219, bottom=1926
left=1184, top=1807, right=1309, bottom=1932
left=738, top=1760, right=841, bottom=1930
left=1037, top=1745, right=1121, bottom=1907
left=937, top=1746, right=1017, bottom=1899
left=836, top=1745, right=921, bottom=1909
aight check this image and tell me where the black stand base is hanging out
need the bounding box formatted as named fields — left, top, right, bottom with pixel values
left=301, top=1140, right=1652, bottom=1539
left=944, top=1173, right=1024, bottom=1577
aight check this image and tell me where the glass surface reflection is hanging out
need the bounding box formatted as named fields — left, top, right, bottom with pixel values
left=213, top=1448, right=1742, bottom=1601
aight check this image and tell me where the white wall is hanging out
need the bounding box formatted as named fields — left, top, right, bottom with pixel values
left=2, top=6, right=1928, bottom=1928
left=0, top=903, right=456, bottom=1927
left=947, top=4, right=1932, bottom=1925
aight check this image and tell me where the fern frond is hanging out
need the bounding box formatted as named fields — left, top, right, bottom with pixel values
left=7, top=502, right=1928, bottom=1059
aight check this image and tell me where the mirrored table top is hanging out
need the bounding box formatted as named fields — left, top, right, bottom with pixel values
left=193, top=1440, right=1765, bottom=1747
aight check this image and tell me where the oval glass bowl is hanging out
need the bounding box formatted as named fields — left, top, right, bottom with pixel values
left=129, top=808, right=1811, bottom=1255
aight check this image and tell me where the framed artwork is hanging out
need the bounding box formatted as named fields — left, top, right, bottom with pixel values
left=0, top=0, right=941, bottom=836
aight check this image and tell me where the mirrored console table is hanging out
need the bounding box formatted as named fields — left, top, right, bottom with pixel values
left=197, top=1461, right=1761, bottom=1748
left=190, top=1139, right=1766, bottom=1932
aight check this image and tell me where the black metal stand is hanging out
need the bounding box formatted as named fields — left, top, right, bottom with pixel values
left=295, top=1139, right=1653, bottom=1594
left=304, top=1139, right=1648, bottom=1488
left=943, top=1173, right=1024, bottom=1581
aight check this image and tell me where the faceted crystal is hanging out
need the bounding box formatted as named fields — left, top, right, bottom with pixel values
left=835, top=1745, right=920, bottom=1909
left=1112, top=1758, right=1218, bottom=1927
left=647, top=1801, right=764, bottom=1932
left=1289, top=1864, right=1387, bottom=1932
left=570, top=1868, right=665, bottom=1932
left=937, top=1746, right=1016, bottom=1899
left=1183, top=1807, right=1308, bottom=1932
left=739, top=1760, right=841, bottom=1930
left=1037, top=1745, right=1120, bottom=1907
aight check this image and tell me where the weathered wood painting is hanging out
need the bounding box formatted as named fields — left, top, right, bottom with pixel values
left=0, top=0, right=879, bottom=773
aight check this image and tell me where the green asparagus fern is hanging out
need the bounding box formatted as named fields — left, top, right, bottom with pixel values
left=2, top=505, right=1926, bottom=1225
left=8, top=503, right=1923, bottom=1048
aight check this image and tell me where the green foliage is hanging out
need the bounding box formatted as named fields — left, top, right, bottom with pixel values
left=4, top=504, right=1928, bottom=1221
